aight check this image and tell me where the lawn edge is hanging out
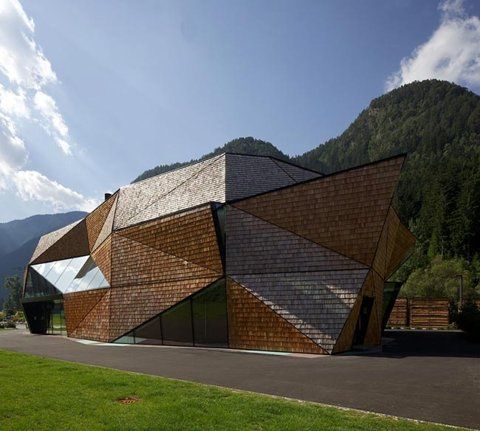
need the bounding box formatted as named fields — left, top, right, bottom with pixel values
left=0, top=348, right=472, bottom=431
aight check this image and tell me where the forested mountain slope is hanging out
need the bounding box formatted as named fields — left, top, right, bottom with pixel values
left=295, top=80, right=480, bottom=266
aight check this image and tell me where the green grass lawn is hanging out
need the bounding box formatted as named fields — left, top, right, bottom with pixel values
left=0, top=349, right=462, bottom=431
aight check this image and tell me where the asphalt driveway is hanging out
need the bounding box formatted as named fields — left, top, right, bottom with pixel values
left=0, top=329, right=478, bottom=429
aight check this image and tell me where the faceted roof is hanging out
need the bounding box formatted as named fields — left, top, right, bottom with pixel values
left=31, top=153, right=321, bottom=257
left=113, top=153, right=321, bottom=229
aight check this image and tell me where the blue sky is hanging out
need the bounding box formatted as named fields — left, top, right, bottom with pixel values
left=0, top=0, right=479, bottom=222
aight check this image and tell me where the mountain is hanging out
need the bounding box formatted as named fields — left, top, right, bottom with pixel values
left=294, top=80, right=480, bottom=264
left=135, top=80, right=480, bottom=282
left=0, top=211, right=87, bottom=256
left=0, top=211, right=87, bottom=302
left=133, top=137, right=289, bottom=182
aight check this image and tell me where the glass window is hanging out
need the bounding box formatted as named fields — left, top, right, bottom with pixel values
left=54, top=257, right=88, bottom=292
left=161, top=300, right=193, bottom=346
left=48, top=300, right=66, bottom=335
left=192, top=280, right=228, bottom=347
left=134, top=317, right=162, bottom=345
left=24, top=267, right=60, bottom=298
left=114, top=332, right=135, bottom=344
left=31, top=260, right=57, bottom=278
left=66, top=257, right=109, bottom=293
left=27, top=255, right=109, bottom=298
left=42, top=259, right=71, bottom=286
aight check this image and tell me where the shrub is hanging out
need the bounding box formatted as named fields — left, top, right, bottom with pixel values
left=456, top=302, right=480, bottom=342
left=0, top=321, right=16, bottom=329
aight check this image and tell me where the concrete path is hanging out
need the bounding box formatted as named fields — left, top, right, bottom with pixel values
left=0, top=329, right=479, bottom=429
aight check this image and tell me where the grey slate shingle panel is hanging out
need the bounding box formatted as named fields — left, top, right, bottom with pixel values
left=225, top=154, right=297, bottom=201
left=114, top=155, right=225, bottom=229
left=272, top=159, right=322, bottom=182
left=126, top=155, right=226, bottom=226
left=113, top=153, right=326, bottom=230
left=226, top=206, right=367, bottom=274
left=230, top=270, right=368, bottom=352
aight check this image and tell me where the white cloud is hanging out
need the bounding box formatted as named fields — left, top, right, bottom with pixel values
left=34, top=90, right=71, bottom=154
left=0, top=0, right=97, bottom=215
left=0, top=84, right=29, bottom=117
left=12, top=170, right=98, bottom=211
left=386, top=0, right=480, bottom=91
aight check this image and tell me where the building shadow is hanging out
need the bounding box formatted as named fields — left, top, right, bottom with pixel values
left=345, top=329, right=480, bottom=359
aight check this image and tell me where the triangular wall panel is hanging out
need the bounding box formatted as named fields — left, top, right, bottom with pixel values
left=91, top=236, right=112, bottom=284
left=109, top=276, right=220, bottom=340
left=225, top=154, right=295, bottom=201
left=373, top=208, right=415, bottom=279
left=85, top=193, right=117, bottom=250
left=92, top=194, right=118, bottom=251
left=71, top=290, right=111, bottom=342
left=124, top=156, right=226, bottom=227
left=64, top=288, right=109, bottom=334
left=272, top=159, right=321, bottom=183
left=226, top=206, right=367, bottom=274
left=227, top=278, right=326, bottom=354
left=114, top=155, right=225, bottom=229
left=32, top=219, right=90, bottom=264
left=233, top=156, right=405, bottom=267
left=30, top=220, right=82, bottom=264
left=231, top=269, right=368, bottom=353
left=117, top=205, right=223, bottom=274
left=110, top=234, right=218, bottom=288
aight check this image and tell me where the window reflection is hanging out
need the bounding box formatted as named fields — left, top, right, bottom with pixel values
left=26, top=255, right=109, bottom=298
left=116, top=279, right=228, bottom=348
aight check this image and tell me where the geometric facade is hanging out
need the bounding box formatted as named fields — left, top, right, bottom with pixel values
left=22, top=152, right=415, bottom=354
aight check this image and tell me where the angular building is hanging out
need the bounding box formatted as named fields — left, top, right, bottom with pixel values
left=22, top=153, right=415, bottom=354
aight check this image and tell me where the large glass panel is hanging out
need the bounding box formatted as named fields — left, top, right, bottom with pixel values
left=40, top=259, right=71, bottom=286
left=192, top=280, right=228, bottom=347
left=114, top=331, right=135, bottom=344
left=55, top=256, right=89, bottom=292
left=48, top=300, right=66, bottom=335
left=23, top=301, right=51, bottom=334
left=161, top=300, right=193, bottom=346
left=24, top=267, right=61, bottom=298
left=134, top=316, right=162, bottom=345
left=66, top=257, right=109, bottom=293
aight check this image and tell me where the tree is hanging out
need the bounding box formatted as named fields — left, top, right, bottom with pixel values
left=2, top=275, right=22, bottom=316
left=400, top=256, right=480, bottom=301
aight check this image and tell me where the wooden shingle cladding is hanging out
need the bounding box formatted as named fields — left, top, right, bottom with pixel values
left=231, top=270, right=368, bottom=353
left=373, top=208, right=416, bottom=279
left=108, top=277, right=220, bottom=340
left=63, top=288, right=109, bottom=334
left=70, top=290, right=111, bottom=342
left=116, top=205, right=223, bottom=274
left=85, top=193, right=117, bottom=250
left=29, top=220, right=82, bottom=264
left=113, top=155, right=226, bottom=230
left=233, top=156, right=405, bottom=267
left=92, top=194, right=118, bottom=251
left=91, top=236, right=112, bottom=284
left=224, top=154, right=320, bottom=201
left=30, top=218, right=90, bottom=265
left=23, top=152, right=414, bottom=353
left=226, top=206, right=366, bottom=274
left=227, top=278, right=326, bottom=354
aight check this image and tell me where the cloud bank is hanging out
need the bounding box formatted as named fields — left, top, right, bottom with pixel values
left=386, top=0, right=480, bottom=91
left=0, top=0, right=97, bottom=213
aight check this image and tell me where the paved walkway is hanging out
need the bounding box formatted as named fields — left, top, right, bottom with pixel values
left=0, top=329, right=479, bottom=429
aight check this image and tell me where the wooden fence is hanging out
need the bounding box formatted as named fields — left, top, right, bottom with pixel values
left=387, top=298, right=450, bottom=329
